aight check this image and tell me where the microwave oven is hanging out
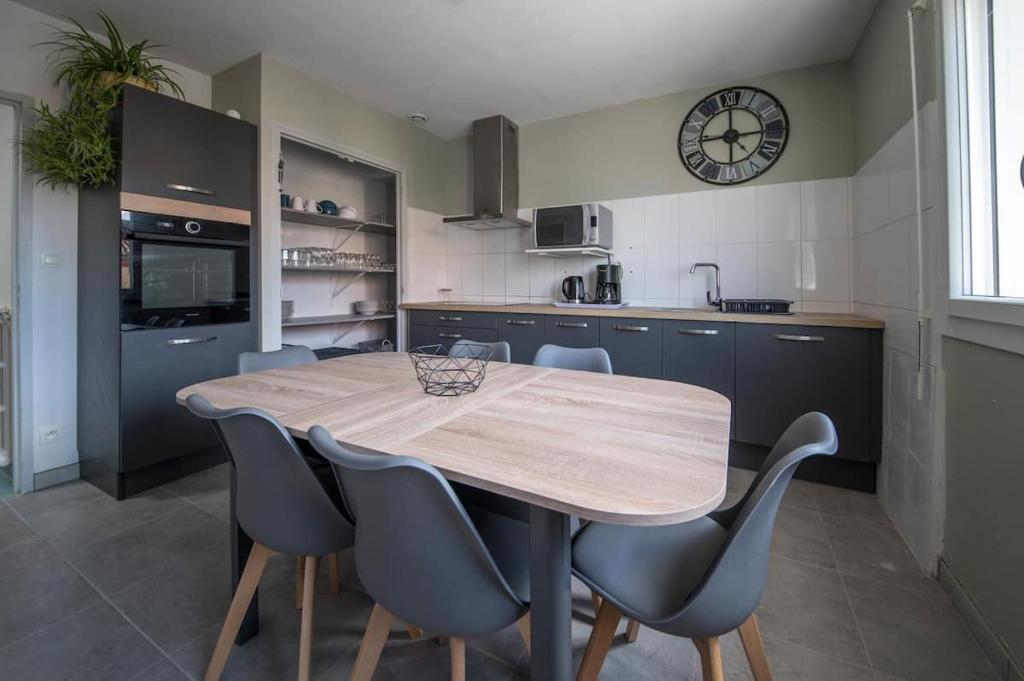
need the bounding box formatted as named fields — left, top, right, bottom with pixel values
left=533, top=203, right=613, bottom=250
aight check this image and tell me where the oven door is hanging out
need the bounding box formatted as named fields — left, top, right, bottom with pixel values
left=534, top=205, right=586, bottom=248
left=120, top=234, right=250, bottom=328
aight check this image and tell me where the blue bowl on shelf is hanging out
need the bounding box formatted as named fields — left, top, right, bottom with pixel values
left=319, top=200, right=339, bottom=216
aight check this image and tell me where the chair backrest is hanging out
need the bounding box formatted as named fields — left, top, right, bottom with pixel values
left=667, top=412, right=838, bottom=636
left=532, top=344, right=613, bottom=374
left=238, top=345, right=317, bottom=374
left=450, top=339, right=511, bottom=363
left=308, top=426, right=525, bottom=636
left=184, top=395, right=353, bottom=556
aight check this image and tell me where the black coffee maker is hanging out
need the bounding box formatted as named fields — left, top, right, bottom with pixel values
left=595, top=260, right=622, bottom=304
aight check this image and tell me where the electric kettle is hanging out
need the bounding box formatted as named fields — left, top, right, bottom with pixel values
left=562, top=276, right=586, bottom=303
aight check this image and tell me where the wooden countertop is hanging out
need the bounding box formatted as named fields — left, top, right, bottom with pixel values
left=401, top=301, right=884, bottom=329
left=177, top=353, right=730, bottom=526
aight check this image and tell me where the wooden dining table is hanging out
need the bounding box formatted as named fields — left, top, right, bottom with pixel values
left=176, top=352, right=731, bottom=680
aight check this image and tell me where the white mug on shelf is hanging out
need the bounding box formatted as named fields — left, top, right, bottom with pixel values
left=305, top=200, right=323, bottom=214
left=290, top=195, right=306, bottom=211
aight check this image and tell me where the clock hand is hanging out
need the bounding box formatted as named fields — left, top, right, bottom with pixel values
left=699, top=129, right=762, bottom=142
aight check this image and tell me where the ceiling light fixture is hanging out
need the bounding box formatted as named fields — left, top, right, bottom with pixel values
left=408, top=113, right=429, bottom=124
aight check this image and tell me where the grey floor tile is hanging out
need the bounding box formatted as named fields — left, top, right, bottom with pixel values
left=823, top=515, right=942, bottom=595
left=0, top=503, right=36, bottom=552
left=162, top=464, right=232, bottom=523
left=127, top=659, right=191, bottom=681
left=0, top=601, right=162, bottom=681
left=111, top=547, right=232, bottom=651
left=770, top=505, right=835, bottom=569
left=813, top=485, right=889, bottom=524
left=783, top=479, right=821, bottom=512
left=757, top=555, right=870, bottom=666
left=721, top=630, right=879, bottom=681
left=361, top=638, right=524, bottom=681
left=4, top=480, right=105, bottom=520
left=0, top=536, right=102, bottom=648
left=62, top=505, right=228, bottom=596
left=172, top=575, right=375, bottom=681
left=26, top=487, right=187, bottom=550
left=726, top=467, right=757, bottom=496
left=844, top=575, right=999, bottom=681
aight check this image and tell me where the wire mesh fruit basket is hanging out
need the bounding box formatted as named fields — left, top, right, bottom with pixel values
left=409, top=344, right=492, bottom=396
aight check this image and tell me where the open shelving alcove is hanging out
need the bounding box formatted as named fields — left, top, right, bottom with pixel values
left=278, top=134, right=401, bottom=357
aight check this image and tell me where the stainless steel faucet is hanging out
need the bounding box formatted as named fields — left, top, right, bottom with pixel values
left=689, top=262, right=722, bottom=310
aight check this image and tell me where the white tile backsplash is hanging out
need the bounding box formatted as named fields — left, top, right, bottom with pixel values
left=481, top=253, right=506, bottom=296
left=643, top=247, right=680, bottom=302
left=801, top=240, right=850, bottom=302
left=715, top=186, right=757, bottom=244
left=679, top=244, right=718, bottom=302
left=801, top=178, right=850, bottom=241
left=679, top=190, right=717, bottom=245
left=505, top=253, right=530, bottom=297
left=756, top=242, right=802, bottom=301
left=643, top=194, right=680, bottom=248
left=755, top=183, right=802, bottom=242
left=716, top=243, right=757, bottom=299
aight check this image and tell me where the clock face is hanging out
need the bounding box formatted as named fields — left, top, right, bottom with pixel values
left=677, top=87, right=789, bottom=185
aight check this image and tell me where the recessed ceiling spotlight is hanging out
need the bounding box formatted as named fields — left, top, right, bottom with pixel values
left=408, top=113, right=429, bottom=124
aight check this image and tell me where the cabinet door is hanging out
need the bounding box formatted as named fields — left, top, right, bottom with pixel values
left=120, top=86, right=256, bottom=210
left=735, top=324, right=872, bottom=460
left=663, top=320, right=735, bottom=435
left=120, top=323, right=255, bottom=471
left=409, top=310, right=497, bottom=330
left=599, top=317, right=663, bottom=378
left=409, top=325, right=497, bottom=352
left=544, top=316, right=600, bottom=349
left=498, top=315, right=546, bottom=364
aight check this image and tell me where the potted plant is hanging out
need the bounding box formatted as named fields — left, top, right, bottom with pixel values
left=20, top=11, right=184, bottom=188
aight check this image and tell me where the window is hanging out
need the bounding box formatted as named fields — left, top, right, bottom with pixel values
left=951, top=0, right=1024, bottom=301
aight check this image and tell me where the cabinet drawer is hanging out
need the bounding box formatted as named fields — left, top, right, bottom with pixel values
left=409, top=310, right=497, bottom=329
left=497, top=315, right=547, bottom=364
left=544, top=315, right=600, bottom=349
left=120, top=323, right=255, bottom=471
left=599, top=317, right=663, bottom=378
left=409, top=325, right=498, bottom=352
left=735, top=324, right=873, bottom=460
left=663, top=321, right=735, bottom=435
left=119, top=86, right=256, bottom=210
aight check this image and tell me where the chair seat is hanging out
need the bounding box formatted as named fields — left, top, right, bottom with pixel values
left=466, top=505, right=530, bottom=604
left=572, top=516, right=727, bottom=622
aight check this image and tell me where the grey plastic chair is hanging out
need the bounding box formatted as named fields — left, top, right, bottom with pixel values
left=238, top=344, right=317, bottom=374
left=532, top=344, right=612, bottom=374
left=573, top=412, right=838, bottom=681
left=184, top=395, right=354, bottom=681
left=308, top=426, right=531, bottom=681
left=449, top=338, right=511, bottom=363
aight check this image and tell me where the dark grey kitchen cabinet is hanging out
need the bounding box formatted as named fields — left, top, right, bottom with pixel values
left=119, top=85, right=256, bottom=210
left=544, top=315, right=600, bottom=349
left=498, top=314, right=546, bottom=363
left=120, top=324, right=253, bottom=472
left=409, top=310, right=498, bottom=330
left=663, top=320, right=735, bottom=435
left=599, top=317, right=663, bottom=378
left=409, top=324, right=498, bottom=352
left=735, top=324, right=879, bottom=462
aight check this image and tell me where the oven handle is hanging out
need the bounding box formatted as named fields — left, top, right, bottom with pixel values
left=124, top=232, right=249, bottom=247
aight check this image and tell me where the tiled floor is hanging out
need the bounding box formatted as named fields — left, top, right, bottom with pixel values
left=0, top=464, right=1001, bottom=681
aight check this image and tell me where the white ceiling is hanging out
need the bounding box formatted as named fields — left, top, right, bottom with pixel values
left=14, top=0, right=877, bottom=138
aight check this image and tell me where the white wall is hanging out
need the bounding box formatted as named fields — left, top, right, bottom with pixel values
left=0, top=0, right=211, bottom=475
left=407, top=179, right=853, bottom=313
left=850, top=100, right=945, bottom=569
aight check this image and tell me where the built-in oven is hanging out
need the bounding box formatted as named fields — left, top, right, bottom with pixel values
left=120, top=210, right=250, bottom=329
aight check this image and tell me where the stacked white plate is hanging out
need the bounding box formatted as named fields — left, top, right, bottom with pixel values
left=281, top=300, right=295, bottom=320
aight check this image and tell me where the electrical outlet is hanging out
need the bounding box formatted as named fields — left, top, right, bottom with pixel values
left=38, top=425, right=60, bottom=445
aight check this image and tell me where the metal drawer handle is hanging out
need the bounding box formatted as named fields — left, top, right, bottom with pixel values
left=167, top=183, right=216, bottom=196
left=438, top=315, right=463, bottom=322
left=613, top=325, right=649, bottom=332
left=774, top=333, right=825, bottom=343
left=556, top=321, right=588, bottom=329
left=505, top=319, right=536, bottom=326
left=166, top=336, right=217, bottom=346
left=439, top=332, right=462, bottom=339
left=678, top=329, right=719, bottom=336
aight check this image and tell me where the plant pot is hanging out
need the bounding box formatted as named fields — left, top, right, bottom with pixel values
left=97, top=71, right=158, bottom=92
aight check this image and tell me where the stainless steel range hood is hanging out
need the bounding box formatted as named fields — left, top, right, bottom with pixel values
left=444, top=115, right=531, bottom=230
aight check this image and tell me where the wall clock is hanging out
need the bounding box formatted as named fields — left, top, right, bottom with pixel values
left=677, top=86, right=789, bottom=185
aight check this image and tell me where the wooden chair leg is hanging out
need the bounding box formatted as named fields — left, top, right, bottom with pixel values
left=298, top=555, right=320, bottom=681
left=737, top=614, right=773, bottom=681
left=328, top=553, right=341, bottom=595
left=576, top=600, right=623, bottom=681
left=295, top=556, right=306, bottom=610
left=693, top=637, right=724, bottom=681
left=203, top=543, right=274, bottom=681
left=625, top=618, right=640, bottom=643
left=515, top=613, right=531, bottom=654
left=350, top=603, right=394, bottom=681
left=450, top=637, right=466, bottom=681
left=590, top=591, right=603, bottom=613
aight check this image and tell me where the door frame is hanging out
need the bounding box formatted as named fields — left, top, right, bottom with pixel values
left=1, top=91, right=36, bottom=493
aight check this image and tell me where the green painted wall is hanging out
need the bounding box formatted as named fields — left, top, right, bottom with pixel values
left=944, top=338, right=1024, bottom=671
left=850, top=0, right=939, bottom=170
left=513, top=61, right=854, bottom=210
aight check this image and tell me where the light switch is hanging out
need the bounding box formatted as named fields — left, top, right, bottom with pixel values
left=41, top=253, right=60, bottom=268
